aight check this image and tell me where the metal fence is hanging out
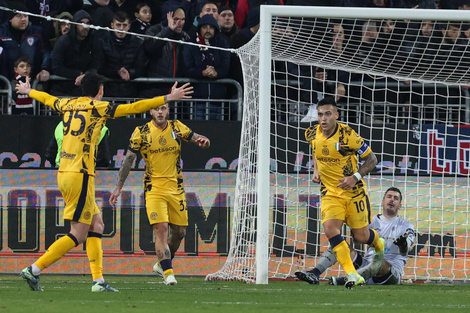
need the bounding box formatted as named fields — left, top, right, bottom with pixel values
left=0, top=75, right=13, bottom=115
left=29, top=76, right=243, bottom=121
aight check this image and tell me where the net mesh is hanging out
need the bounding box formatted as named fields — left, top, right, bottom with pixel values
left=206, top=11, right=470, bottom=283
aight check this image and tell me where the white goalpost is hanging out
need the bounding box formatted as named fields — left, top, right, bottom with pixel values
left=206, top=6, right=470, bottom=284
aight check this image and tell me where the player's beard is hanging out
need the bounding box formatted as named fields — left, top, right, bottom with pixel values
left=153, top=113, right=169, bottom=127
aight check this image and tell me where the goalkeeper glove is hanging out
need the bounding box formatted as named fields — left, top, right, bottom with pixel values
left=393, top=230, right=411, bottom=248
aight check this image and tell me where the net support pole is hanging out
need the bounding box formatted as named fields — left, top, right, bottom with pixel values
left=256, top=5, right=273, bottom=285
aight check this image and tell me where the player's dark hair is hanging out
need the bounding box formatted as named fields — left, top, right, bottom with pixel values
left=113, top=10, right=129, bottom=23
left=384, top=187, right=402, bottom=202
left=317, top=96, right=337, bottom=108
left=81, top=72, right=106, bottom=97
left=14, top=55, right=31, bottom=68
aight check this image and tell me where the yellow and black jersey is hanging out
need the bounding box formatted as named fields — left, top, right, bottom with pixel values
left=128, top=120, right=193, bottom=194
left=30, top=90, right=166, bottom=175
left=305, top=122, right=372, bottom=198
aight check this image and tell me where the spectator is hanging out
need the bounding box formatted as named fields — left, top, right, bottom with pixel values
left=187, top=1, right=219, bottom=40
left=109, top=0, right=140, bottom=17
left=234, top=0, right=284, bottom=30
left=129, top=2, right=153, bottom=36
left=0, top=1, right=51, bottom=82
left=217, top=6, right=238, bottom=40
left=96, top=11, right=143, bottom=98
left=182, top=14, right=230, bottom=120
left=84, top=0, right=114, bottom=28
left=435, top=21, right=464, bottom=76
left=0, top=0, right=10, bottom=24
left=139, top=8, right=190, bottom=105
left=51, top=9, right=98, bottom=96
left=302, top=23, right=350, bottom=122
left=49, top=11, right=73, bottom=48
left=24, top=0, right=83, bottom=26
left=10, top=55, right=34, bottom=115
left=402, top=20, right=440, bottom=73
left=459, top=0, right=470, bottom=9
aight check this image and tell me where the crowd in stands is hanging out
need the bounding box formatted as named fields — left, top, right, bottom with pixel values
left=0, top=0, right=469, bottom=121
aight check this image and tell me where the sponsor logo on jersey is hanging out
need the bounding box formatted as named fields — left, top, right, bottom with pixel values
left=149, top=146, right=177, bottom=154
left=316, top=157, right=340, bottom=163
left=61, top=151, right=76, bottom=160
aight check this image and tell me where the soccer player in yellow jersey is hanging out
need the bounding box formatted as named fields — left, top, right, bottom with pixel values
left=302, top=96, right=384, bottom=289
left=109, top=103, right=210, bottom=285
left=16, top=72, right=193, bottom=291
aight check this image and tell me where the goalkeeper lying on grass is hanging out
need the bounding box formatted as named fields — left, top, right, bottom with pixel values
left=296, top=187, right=415, bottom=285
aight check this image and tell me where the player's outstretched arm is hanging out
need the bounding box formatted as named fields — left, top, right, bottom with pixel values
left=16, top=76, right=59, bottom=107
left=191, top=133, right=210, bottom=149
left=15, top=77, right=32, bottom=95
left=166, top=82, right=194, bottom=102
left=114, top=82, right=194, bottom=118
left=109, top=150, right=137, bottom=206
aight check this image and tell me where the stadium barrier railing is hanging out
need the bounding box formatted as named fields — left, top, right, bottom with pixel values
left=275, top=79, right=470, bottom=125
left=32, top=75, right=244, bottom=121
left=0, top=75, right=13, bottom=115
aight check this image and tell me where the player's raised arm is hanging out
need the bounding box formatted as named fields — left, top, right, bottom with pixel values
left=165, top=82, right=194, bottom=102
left=114, top=82, right=193, bottom=117
left=16, top=76, right=59, bottom=108
left=16, top=76, right=32, bottom=95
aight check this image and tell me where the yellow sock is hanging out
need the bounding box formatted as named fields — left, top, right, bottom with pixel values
left=86, top=237, right=103, bottom=280
left=369, top=229, right=384, bottom=252
left=332, top=240, right=356, bottom=274
left=164, top=268, right=174, bottom=276
left=35, top=235, right=76, bottom=270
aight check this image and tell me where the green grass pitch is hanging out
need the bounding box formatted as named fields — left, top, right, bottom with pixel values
left=1, top=275, right=469, bottom=313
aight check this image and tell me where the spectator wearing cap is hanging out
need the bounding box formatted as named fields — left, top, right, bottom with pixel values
left=49, top=11, right=74, bottom=48
left=217, top=6, right=238, bottom=40
left=182, top=14, right=230, bottom=120
left=0, top=1, right=51, bottom=82
left=187, top=1, right=219, bottom=40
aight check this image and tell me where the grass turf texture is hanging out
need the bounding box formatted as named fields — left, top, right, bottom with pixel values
left=1, top=275, right=468, bottom=313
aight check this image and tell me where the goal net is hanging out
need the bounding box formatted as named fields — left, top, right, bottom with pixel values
left=206, top=6, right=470, bottom=284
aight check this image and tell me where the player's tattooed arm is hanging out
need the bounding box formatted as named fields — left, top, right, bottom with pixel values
left=117, top=150, right=137, bottom=189
left=191, top=132, right=210, bottom=149
left=338, top=150, right=377, bottom=190
left=357, top=150, right=378, bottom=178
left=109, top=150, right=137, bottom=205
